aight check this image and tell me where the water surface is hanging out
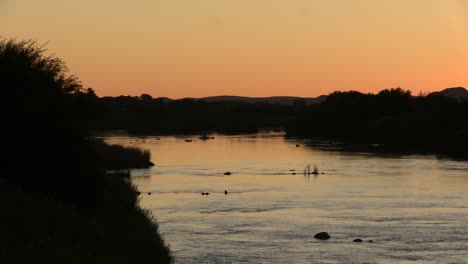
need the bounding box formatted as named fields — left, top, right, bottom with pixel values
left=105, top=134, right=468, bottom=264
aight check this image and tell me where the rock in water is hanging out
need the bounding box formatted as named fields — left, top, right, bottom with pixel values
left=314, top=232, right=331, bottom=240
left=353, top=239, right=363, bottom=242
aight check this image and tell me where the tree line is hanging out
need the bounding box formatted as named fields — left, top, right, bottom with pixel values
left=286, top=88, right=468, bottom=158
left=73, top=86, right=468, bottom=158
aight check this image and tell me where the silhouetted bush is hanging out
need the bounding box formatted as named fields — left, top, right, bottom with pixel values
left=0, top=38, right=101, bottom=211
left=0, top=38, right=172, bottom=262
left=90, top=139, right=153, bottom=169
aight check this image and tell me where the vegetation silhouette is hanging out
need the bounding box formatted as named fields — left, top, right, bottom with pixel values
left=90, top=139, right=155, bottom=169
left=0, top=39, right=172, bottom=263
left=81, top=85, right=467, bottom=158
left=286, top=88, right=468, bottom=158
left=84, top=94, right=300, bottom=134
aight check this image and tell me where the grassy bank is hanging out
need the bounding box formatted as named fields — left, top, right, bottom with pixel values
left=0, top=175, right=172, bottom=263
left=90, top=139, right=154, bottom=169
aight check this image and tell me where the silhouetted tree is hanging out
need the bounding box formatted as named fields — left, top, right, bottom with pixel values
left=0, top=38, right=102, bottom=211
left=286, top=87, right=468, bottom=157
left=140, top=93, right=153, bottom=100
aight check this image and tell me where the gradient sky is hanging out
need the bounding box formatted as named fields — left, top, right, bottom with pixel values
left=1, top=0, right=467, bottom=98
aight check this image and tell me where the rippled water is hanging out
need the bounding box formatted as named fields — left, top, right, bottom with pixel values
left=104, top=134, right=468, bottom=264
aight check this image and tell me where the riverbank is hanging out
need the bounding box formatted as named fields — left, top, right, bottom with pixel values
left=0, top=38, right=172, bottom=263
left=0, top=173, right=172, bottom=263
left=285, top=89, right=468, bottom=159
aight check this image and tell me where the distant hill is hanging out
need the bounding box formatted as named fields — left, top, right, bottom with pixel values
left=154, top=87, right=468, bottom=105
left=429, top=87, right=468, bottom=101
left=174, top=95, right=327, bottom=105
left=157, top=97, right=175, bottom=103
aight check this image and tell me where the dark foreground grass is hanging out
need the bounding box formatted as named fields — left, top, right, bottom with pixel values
left=91, top=139, right=154, bottom=170
left=0, top=176, right=173, bottom=264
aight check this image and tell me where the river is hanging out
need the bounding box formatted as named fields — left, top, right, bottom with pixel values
left=104, top=133, right=468, bottom=264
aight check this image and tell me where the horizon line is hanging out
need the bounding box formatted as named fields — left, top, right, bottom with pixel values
left=96, top=86, right=466, bottom=99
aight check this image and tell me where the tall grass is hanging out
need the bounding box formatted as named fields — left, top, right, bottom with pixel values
left=0, top=176, right=173, bottom=263
left=90, top=139, right=154, bottom=170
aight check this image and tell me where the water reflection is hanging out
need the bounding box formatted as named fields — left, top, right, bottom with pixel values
left=104, top=134, right=468, bottom=264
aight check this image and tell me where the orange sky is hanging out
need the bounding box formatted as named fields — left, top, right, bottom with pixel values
left=2, top=0, right=467, bottom=98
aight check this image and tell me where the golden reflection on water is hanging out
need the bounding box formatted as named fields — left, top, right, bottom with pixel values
left=105, top=134, right=468, bottom=264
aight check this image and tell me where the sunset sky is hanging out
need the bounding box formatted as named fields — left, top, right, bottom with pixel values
left=2, top=0, right=467, bottom=98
